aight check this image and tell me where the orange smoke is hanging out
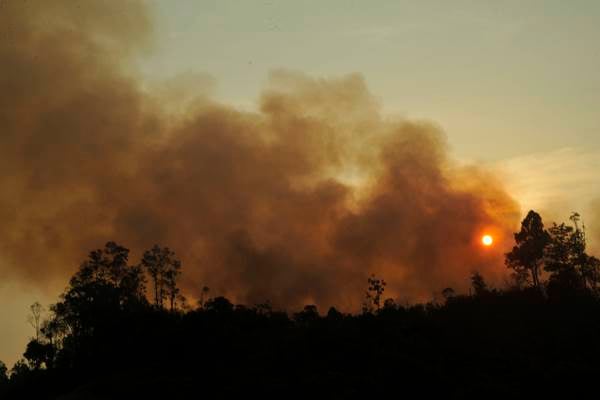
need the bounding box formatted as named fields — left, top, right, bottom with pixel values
left=0, top=1, right=520, bottom=310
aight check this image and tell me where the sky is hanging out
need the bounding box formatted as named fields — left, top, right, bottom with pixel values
left=139, top=0, right=600, bottom=218
left=1, top=0, right=599, bottom=368
left=141, top=0, right=600, bottom=161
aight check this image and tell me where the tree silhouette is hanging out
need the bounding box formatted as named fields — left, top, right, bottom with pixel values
left=326, top=306, right=344, bottom=320
left=567, top=213, right=600, bottom=290
left=506, top=210, right=550, bottom=289
left=197, top=286, right=210, bottom=309
left=254, top=300, right=272, bottom=316
left=40, top=311, right=69, bottom=350
left=382, top=298, right=397, bottom=310
left=4, top=220, right=600, bottom=398
left=9, top=360, right=30, bottom=381
left=582, top=255, right=600, bottom=290
left=470, top=272, right=488, bottom=296
left=442, top=287, right=456, bottom=302
left=23, top=339, right=54, bottom=370
left=294, top=305, right=319, bottom=323
left=0, top=360, right=7, bottom=385
left=544, top=214, right=600, bottom=293
left=362, top=274, right=386, bottom=313
left=545, top=222, right=582, bottom=289
left=55, top=242, right=147, bottom=337
left=204, top=296, right=234, bottom=313
left=27, top=302, right=44, bottom=341
left=141, top=245, right=182, bottom=310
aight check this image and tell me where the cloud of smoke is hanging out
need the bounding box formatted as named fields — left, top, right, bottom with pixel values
left=0, top=1, right=520, bottom=310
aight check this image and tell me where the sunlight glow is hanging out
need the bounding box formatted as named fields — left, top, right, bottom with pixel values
left=482, top=235, right=494, bottom=247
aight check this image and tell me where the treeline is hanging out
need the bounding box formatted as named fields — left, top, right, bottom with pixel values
left=505, top=211, right=600, bottom=294
left=1, top=210, right=600, bottom=398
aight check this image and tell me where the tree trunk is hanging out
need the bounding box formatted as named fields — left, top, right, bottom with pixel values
left=531, top=263, right=540, bottom=289
left=153, top=276, right=159, bottom=307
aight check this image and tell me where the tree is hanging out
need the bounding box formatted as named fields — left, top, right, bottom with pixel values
left=27, top=302, right=44, bottom=341
left=23, top=339, right=54, bottom=370
left=40, top=311, right=69, bottom=350
left=141, top=245, right=182, bottom=310
left=294, top=305, right=319, bottom=324
left=362, top=274, right=386, bottom=313
left=506, top=210, right=550, bottom=289
left=442, top=287, right=456, bottom=302
left=0, top=360, right=7, bottom=385
left=198, top=286, right=210, bottom=309
left=204, top=296, right=234, bottom=313
left=545, top=222, right=581, bottom=289
left=55, top=242, right=147, bottom=336
left=471, top=272, right=488, bottom=296
left=383, top=298, right=397, bottom=310
left=543, top=214, right=600, bottom=293
left=582, top=256, right=600, bottom=290
left=254, top=300, right=273, bottom=316
left=567, top=213, right=600, bottom=290
left=165, top=269, right=182, bottom=311
left=10, top=359, right=30, bottom=381
left=326, top=306, right=343, bottom=320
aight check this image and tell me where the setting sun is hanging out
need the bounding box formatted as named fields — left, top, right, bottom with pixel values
left=482, top=235, right=494, bottom=246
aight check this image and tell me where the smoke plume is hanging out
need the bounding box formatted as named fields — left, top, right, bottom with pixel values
left=0, top=1, right=520, bottom=310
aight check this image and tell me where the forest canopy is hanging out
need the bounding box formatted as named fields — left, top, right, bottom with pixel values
left=2, top=210, right=600, bottom=398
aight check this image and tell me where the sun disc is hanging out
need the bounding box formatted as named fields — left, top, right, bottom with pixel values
left=482, top=235, right=493, bottom=246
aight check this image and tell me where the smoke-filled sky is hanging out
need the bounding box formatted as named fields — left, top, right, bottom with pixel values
left=1, top=0, right=599, bottom=367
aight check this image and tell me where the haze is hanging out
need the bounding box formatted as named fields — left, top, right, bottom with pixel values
left=1, top=0, right=599, bottom=368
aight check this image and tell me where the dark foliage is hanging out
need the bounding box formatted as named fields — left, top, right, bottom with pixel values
left=4, top=211, right=600, bottom=398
